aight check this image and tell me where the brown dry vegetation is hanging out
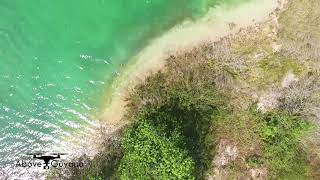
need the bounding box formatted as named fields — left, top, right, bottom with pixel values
left=279, top=0, right=320, bottom=64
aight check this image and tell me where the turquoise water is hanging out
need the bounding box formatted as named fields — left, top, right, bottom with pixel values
left=0, top=0, right=242, bottom=173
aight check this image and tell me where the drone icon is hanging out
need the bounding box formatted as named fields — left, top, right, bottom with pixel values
left=27, top=152, right=67, bottom=169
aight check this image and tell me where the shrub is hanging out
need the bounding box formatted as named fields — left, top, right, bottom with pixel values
left=280, top=72, right=320, bottom=118
left=118, top=64, right=227, bottom=179
left=255, top=110, right=311, bottom=179
left=117, top=120, right=195, bottom=179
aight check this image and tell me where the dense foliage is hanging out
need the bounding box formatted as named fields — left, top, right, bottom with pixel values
left=116, top=71, right=227, bottom=179
left=118, top=120, right=194, bottom=179
left=256, top=111, right=311, bottom=179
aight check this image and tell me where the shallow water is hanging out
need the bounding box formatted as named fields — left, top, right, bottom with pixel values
left=0, top=0, right=243, bottom=176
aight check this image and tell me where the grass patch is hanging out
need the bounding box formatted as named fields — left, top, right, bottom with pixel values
left=255, top=55, right=306, bottom=88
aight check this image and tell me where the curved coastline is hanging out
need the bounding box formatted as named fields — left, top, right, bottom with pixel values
left=30, top=0, right=286, bottom=178
left=0, top=0, right=293, bottom=179
left=47, top=0, right=320, bottom=178
left=46, top=0, right=285, bottom=177
left=48, top=1, right=285, bottom=170
left=99, top=0, right=282, bottom=127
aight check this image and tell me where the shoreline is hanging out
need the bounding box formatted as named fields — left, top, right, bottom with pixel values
left=39, top=0, right=286, bottom=177
left=47, top=0, right=320, bottom=178
left=99, top=0, right=283, bottom=126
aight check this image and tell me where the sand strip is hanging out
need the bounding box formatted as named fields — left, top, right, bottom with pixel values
left=99, top=0, right=283, bottom=125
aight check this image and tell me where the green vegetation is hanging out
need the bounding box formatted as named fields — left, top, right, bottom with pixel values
left=257, top=55, right=306, bottom=87
left=118, top=120, right=194, bottom=179
left=55, top=69, right=313, bottom=179
left=118, top=70, right=227, bottom=179
left=255, top=110, right=311, bottom=179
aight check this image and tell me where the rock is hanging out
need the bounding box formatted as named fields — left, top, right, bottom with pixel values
left=257, top=90, right=282, bottom=113
left=214, top=140, right=239, bottom=168
left=281, top=71, right=298, bottom=88
left=249, top=168, right=268, bottom=179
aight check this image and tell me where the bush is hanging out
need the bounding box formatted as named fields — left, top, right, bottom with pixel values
left=118, top=67, right=227, bottom=179
left=255, top=110, right=311, bottom=179
left=117, top=120, right=194, bottom=179
left=281, top=72, right=320, bottom=118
